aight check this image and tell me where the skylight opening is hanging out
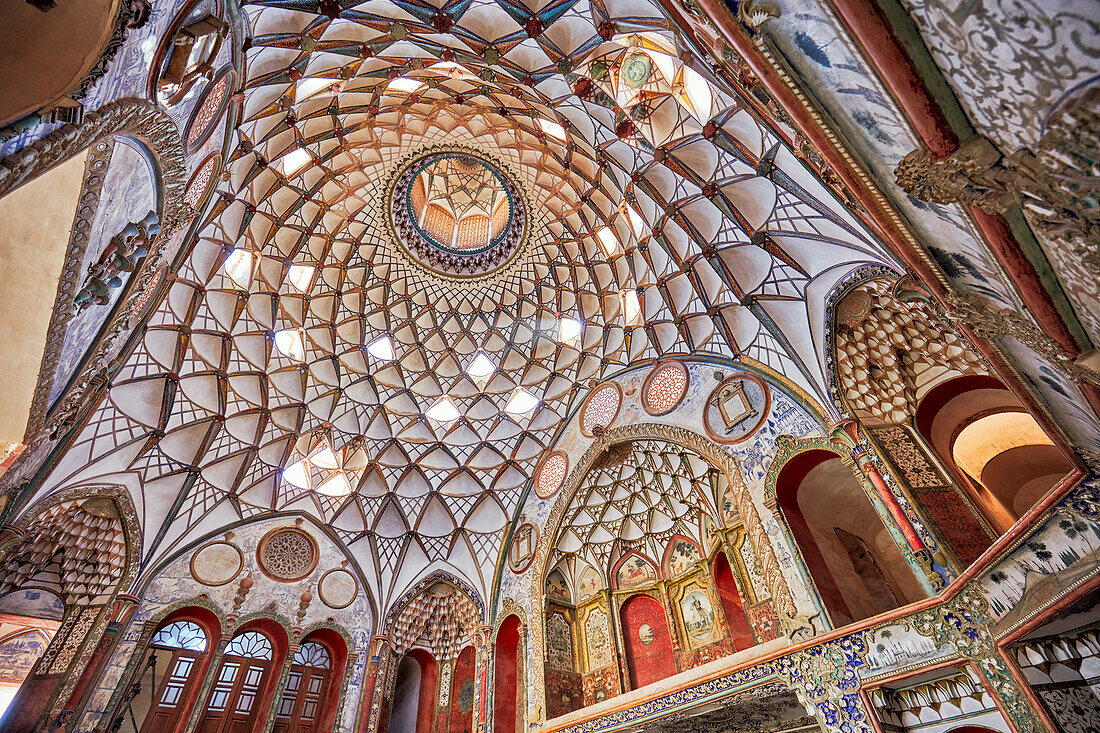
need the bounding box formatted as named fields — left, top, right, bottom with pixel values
left=505, top=387, right=539, bottom=417
left=367, top=335, right=395, bottom=361
left=274, top=328, right=306, bottom=361
left=559, top=317, right=583, bottom=344
left=295, top=76, right=339, bottom=101
left=387, top=77, right=425, bottom=94
left=286, top=264, right=315, bottom=292
left=595, top=226, right=621, bottom=256
left=283, top=459, right=310, bottom=490
left=466, top=351, right=496, bottom=380
left=223, top=249, right=254, bottom=288
left=537, top=117, right=567, bottom=142
left=622, top=289, right=643, bottom=326
left=426, top=395, right=460, bottom=422
left=276, top=147, right=312, bottom=177
left=311, top=446, right=340, bottom=471
left=316, top=471, right=353, bottom=497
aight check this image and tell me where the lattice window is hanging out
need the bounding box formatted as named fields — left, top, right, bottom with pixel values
left=151, top=621, right=207, bottom=652
left=224, top=631, right=273, bottom=660
left=292, top=642, right=331, bottom=669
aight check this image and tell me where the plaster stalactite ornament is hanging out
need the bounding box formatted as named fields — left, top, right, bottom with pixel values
left=28, top=0, right=897, bottom=634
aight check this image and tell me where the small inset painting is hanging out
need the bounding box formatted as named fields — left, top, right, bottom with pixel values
left=508, top=522, right=538, bottom=573
left=681, top=588, right=719, bottom=647
left=638, top=623, right=654, bottom=645
left=578, top=566, right=603, bottom=600
left=703, top=374, right=769, bottom=444
left=615, top=553, right=657, bottom=589
left=546, top=569, right=570, bottom=601
left=666, top=538, right=701, bottom=577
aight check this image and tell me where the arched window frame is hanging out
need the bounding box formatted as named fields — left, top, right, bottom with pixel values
left=273, top=628, right=349, bottom=733
left=199, top=619, right=288, bottom=733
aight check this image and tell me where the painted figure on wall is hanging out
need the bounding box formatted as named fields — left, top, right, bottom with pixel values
left=682, top=590, right=716, bottom=643
left=616, top=554, right=657, bottom=589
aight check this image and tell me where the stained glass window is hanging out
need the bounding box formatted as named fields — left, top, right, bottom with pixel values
left=224, top=631, right=273, bottom=660
left=151, top=621, right=207, bottom=652
left=292, top=642, right=331, bottom=669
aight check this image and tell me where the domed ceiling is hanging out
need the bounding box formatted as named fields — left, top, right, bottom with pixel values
left=41, top=0, right=898, bottom=611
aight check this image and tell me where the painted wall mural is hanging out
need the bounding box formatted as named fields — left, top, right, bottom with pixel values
left=616, top=555, right=658, bottom=590
left=583, top=608, right=612, bottom=673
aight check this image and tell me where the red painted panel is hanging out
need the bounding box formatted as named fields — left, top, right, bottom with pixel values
left=713, top=554, right=756, bottom=651
left=493, top=615, right=522, bottom=733
left=448, top=646, right=475, bottom=733
left=619, top=595, right=676, bottom=690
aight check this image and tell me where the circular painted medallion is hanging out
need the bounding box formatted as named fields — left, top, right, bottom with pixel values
left=183, top=152, right=222, bottom=211
left=638, top=623, right=654, bottom=645
left=642, top=361, right=689, bottom=416
left=388, top=150, right=527, bottom=278
left=703, top=373, right=770, bottom=444
left=580, top=382, right=622, bottom=437
left=257, top=527, right=319, bottom=582
left=190, top=541, right=243, bottom=587
left=185, top=66, right=235, bottom=153
left=534, top=450, right=568, bottom=499
left=318, top=568, right=359, bottom=609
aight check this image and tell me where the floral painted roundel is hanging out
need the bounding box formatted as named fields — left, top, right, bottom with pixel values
left=185, top=66, right=235, bottom=153
left=642, top=361, right=689, bottom=416
left=580, top=382, right=622, bottom=436
left=257, top=527, right=318, bottom=581
left=183, top=152, right=222, bottom=211
left=535, top=451, right=568, bottom=499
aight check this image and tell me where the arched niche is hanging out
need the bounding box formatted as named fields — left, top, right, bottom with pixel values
left=915, top=375, right=1073, bottom=534
left=712, top=553, right=755, bottom=651
left=391, top=648, right=437, bottom=733
left=493, top=614, right=523, bottom=733
left=774, top=449, right=924, bottom=627
left=0, top=586, right=61, bottom=724
left=447, top=645, right=476, bottom=733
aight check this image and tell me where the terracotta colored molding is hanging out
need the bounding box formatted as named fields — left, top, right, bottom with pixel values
left=825, top=0, right=958, bottom=157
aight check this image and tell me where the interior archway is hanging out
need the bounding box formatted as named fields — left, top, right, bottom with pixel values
left=776, top=450, right=924, bottom=627
left=493, top=615, right=522, bottom=733
left=916, top=376, right=1074, bottom=533
left=390, top=649, right=437, bottom=733
left=713, top=553, right=755, bottom=651
left=198, top=622, right=287, bottom=733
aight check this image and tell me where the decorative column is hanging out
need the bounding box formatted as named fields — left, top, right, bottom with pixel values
left=473, top=625, right=492, bottom=733
left=773, top=631, right=875, bottom=733
left=358, top=635, right=390, bottom=733
left=832, top=420, right=949, bottom=592
left=262, top=641, right=300, bottom=733
left=61, top=594, right=140, bottom=719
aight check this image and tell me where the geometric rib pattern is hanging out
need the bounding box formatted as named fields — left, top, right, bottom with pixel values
left=547, top=439, right=719, bottom=593
left=47, top=0, right=897, bottom=614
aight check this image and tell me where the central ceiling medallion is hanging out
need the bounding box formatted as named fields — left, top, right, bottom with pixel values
left=388, top=150, right=527, bottom=278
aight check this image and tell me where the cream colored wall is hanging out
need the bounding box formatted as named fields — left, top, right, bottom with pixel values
left=0, top=154, right=87, bottom=443
left=0, top=0, right=120, bottom=126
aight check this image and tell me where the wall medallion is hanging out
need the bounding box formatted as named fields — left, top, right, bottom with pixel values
left=257, top=526, right=318, bottom=582
left=642, top=360, right=689, bottom=416
left=318, top=567, right=359, bottom=609
left=580, top=382, right=622, bottom=437
left=190, top=541, right=243, bottom=587
left=534, top=450, right=568, bottom=499
left=703, top=373, right=769, bottom=444
left=508, top=522, right=538, bottom=573
left=184, top=65, right=235, bottom=153
left=183, top=151, right=222, bottom=212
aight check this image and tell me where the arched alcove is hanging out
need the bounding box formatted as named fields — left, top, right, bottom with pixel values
left=273, top=628, right=347, bottom=733
left=775, top=449, right=924, bottom=627
left=0, top=588, right=61, bottom=722
left=391, top=649, right=437, bottom=733
left=916, top=375, right=1073, bottom=533
left=494, top=614, right=523, bottom=733
left=448, top=645, right=476, bottom=733
left=713, top=553, right=755, bottom=651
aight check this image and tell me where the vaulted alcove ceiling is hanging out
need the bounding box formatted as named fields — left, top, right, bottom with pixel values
left=43, top=0, right=898, bottom=607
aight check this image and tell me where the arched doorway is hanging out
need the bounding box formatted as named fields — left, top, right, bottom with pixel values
left=0, top=589, right=62, bottom=722
left=916, top=376, right=1073, bottom=534
left=493, top=615, right=522, bottom=733
left=198, top=627, right=282, bottom=733
left=712, top=553, right=755, bottom=651
left=776, top=450, right=924, bottom=627
left=273, top=629, right=347, bottom=733
left=133, top=610, right=220, bottom=733
left=619, top=594, right=676, bottom=689
left=390, top=649, right=437, bottom=733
